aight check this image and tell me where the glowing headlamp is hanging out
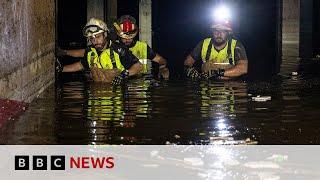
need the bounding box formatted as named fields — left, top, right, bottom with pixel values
left=212, top=5, right=231, bottom=23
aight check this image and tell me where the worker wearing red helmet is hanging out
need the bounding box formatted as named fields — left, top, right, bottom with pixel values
left=184, top=6, right=248, bottom=80
left=115, top=15, right=169, bottom=79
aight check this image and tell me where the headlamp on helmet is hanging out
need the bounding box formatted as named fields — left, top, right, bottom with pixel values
left=211, top=5, right=233, bottom=31
left=83, top=18, right=109, bottom=38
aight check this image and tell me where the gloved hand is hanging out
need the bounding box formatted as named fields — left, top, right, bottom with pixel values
left=186, top=67, right=200, bottom=80
left=108, top=27, right=118, bottom=42
left=112, top=70, right=129, bottom=85
left=111, top=41, right=128, bottom=57
left=201, top=72, right=210, bottom=80
left=211, top=68, right=225, bottom=78
left=159, top=65, right=170, bottom=80
left=56, top=47, right=67, bottom=57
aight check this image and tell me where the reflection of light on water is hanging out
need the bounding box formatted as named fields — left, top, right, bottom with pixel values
left=217, top=121, right=226, bottom=130
left=217, top=118, right=232, bottom=138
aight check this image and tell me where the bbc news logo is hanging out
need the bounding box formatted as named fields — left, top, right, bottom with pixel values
left=15, top=156, right=115, bottom=170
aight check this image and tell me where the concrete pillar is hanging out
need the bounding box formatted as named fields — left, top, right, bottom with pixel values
left=282, top=0, right=300, bottom=45
left=87, top=0, right=105, bottom=21
left=139, top=0, right=152, bottom=47
left=281, top=0, right=300, bottom=73
left=299, top=0, right=313, bottom=58
left=106, top=0, right=117, bottom=22
left=282, top=0, right=300, bottom=57
left=0, top=0, right=55, bottom=102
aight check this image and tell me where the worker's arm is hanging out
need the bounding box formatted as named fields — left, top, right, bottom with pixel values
left=222, top=42, right=248, bottom=78
left=223, top=60, right=248, bottom=78
left=66, top=49, right=86, bottom=57
left=184, top=55, right=196, bottom=67
left=62, top=61, right=84, bottom=72
left=152, top=54, right=167, bottom=66
left=57, top=47, right=86, bottom=58
left=127, top=61, right=142, bottom=76
left=152, top=54, right=170, bottom=79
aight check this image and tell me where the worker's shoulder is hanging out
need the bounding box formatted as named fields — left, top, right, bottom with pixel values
left=233, top=40, right=246, bottom=49
left=202, top=37, right=212, bottom=42
left=135, top=40, right=148, bottom=45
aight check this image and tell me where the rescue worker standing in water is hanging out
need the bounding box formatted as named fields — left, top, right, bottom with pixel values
left=184, top=7, right=248, bottom=80
left=114, top=15, right=169, bottom=79
left=56, top=18, right=142, bottom=85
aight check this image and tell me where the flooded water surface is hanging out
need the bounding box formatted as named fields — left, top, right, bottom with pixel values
left=1, top=66, right=320, bottom=144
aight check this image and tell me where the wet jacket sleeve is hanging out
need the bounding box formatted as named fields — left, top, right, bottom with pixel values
left=234, top=41, right=248, bottom=63
left=146, top=45, right=157, bottom=60
left=190, top=41, right=204, bottom=62
left=120, top=51, right=139, bottom=69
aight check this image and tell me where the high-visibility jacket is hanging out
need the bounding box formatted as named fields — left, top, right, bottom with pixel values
left=129, top=41, right=149, bottom=74
left=201, top=38, right=237, bottom=65
left=87, top=48, right=125, bottom=71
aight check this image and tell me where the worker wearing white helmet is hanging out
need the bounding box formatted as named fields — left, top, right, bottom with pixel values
left=56, top=18, right=142, bottom=85
left=184, top=6, right=248, bottom=80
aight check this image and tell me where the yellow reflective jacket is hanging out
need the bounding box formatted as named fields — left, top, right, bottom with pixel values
left=201, top=38, right=237, bottom=65
left=87, top=48, right=125, bottom=71
left=129, top=41, right=149, bottom=74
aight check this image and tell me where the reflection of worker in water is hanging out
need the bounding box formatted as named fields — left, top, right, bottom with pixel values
left=86, top=83, right=145, bottom=144
left=184, top=6, right=248, bottom=80
left=113, top=15, right=169, bottom=79
left=86, top=84, right=125, bottom=121
left=56, top=18, right=142, bottom=85
left=199, top=82, right=248, bottom=144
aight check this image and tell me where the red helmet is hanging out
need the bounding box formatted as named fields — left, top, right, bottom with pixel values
left=117, top=15, right=138, bottom=39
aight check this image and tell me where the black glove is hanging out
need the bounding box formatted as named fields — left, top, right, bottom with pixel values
left=108, top=27, right=118, bottom=42
left=107, top=20, right=119, bottom=42
left=186, top=67, right=200, bottom=80
left=112, top=70, right=129, bottom=85
left=211, top=68, right=225, bottom=78
left=111, top=41, right=128, bottom=57
left=201, top=72, right=210, bottom=80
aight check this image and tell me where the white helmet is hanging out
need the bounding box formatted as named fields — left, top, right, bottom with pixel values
left=83, top=18, right=109, bottom=38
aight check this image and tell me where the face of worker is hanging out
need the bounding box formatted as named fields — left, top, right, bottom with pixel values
left=89, top=33, right=107, bottom=51
left=121, top=37, right=134, bottom=46
left=212, top=29, right=228, bottom=45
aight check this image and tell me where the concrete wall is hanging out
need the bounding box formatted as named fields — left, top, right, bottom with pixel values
left=0, top=0, right=55, bottom=102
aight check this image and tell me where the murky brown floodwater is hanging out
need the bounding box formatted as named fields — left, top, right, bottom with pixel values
left=1, top=60, right=320, bottom=145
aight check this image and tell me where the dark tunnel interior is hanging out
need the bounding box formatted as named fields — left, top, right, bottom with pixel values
left=57, top=0, right=320, bottom=79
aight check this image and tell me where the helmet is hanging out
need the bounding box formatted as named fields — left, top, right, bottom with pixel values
left=211, top=20, right=232, bottom=32
left=83, top=18, right=109, bottom=38
left=211, top=5, right=233, bottom=31
left=116, top=15, right=138, bottom=39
